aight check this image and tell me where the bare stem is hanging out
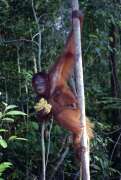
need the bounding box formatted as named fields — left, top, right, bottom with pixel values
left=46, top=118, right=53, bottom=168
left=41, top=122, right=46, bottom=180
left=50, top=146, right=69, bottom=180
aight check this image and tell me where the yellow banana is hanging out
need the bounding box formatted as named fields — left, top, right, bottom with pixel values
left=34, top=98, right=52, bottom=114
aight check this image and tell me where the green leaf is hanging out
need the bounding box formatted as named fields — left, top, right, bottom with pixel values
left=2, top=102, right=7, bottom=107
left=0, top=162, right=12, bottom=173
left=8, top=136, right=28, bottom=141
left=0, top=112, right=2, bottom=119
left=0, top=129, right=8, bottom=132
left=89, top=34, right=98, bottom=39
left=8, top=136, right=17, bottom=141
left=5, top=111, right=26, bottom=116
left=5, top=105, right=18, bottom=112
left=0, top=139, right=7, bottom=148
left=2, top=118, right=14, bottom=122
left=94, top=156, right=100, bottom=161
left=15, top=138, right=28, bottom=141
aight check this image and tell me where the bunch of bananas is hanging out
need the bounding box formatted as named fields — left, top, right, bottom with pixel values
left=34, top=98, right=52, bottom=114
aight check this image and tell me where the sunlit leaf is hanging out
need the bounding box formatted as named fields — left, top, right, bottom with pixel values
left=8, top=136, right=28, bottom=141
left=2, top=102, right=7, bottom=107
left=15, top=138, right=28, bottom=141
left=0, top=178, right=4, bottom=180
left=2, top=118, right=14, bottom=122
left=0, top=162, right=12, bottom=173
left=8, top=136, right=17, bottom=141
left=0, top=129, right=8, bottom=132
left=0, top=112, right=2, bottom=119
left=5, top=105, right=18, bottom=112
left=5, top=111, right=26, bottom=116
left=0, top=139, right=7, bottom=148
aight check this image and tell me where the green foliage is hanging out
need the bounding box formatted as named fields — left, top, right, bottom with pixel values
left=0, top=0, right=121, bottom=179
left=0, top=162, right=12, bottom=177
left=0, top=102, right=27, bottom=179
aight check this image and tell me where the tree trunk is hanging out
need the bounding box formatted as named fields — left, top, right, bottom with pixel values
left=71, top=0, right=90, bottom=180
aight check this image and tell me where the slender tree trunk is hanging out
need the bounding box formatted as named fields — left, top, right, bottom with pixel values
left=71, top=1, right=90, bottom=180
left=109, top=23, right=121, bottom=171
left=16, top=46, right=22, bottom=98
left=32, top=1, right=45, bottom=179
left=38, top=30, right=41, bottom=72
left=33, top=53, right=38, bottom=73
left=25, top=79, right=29, bottom=180
left=32, top=0, right=41, bottom=72
left=5, top=78, right=8, bottom=103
